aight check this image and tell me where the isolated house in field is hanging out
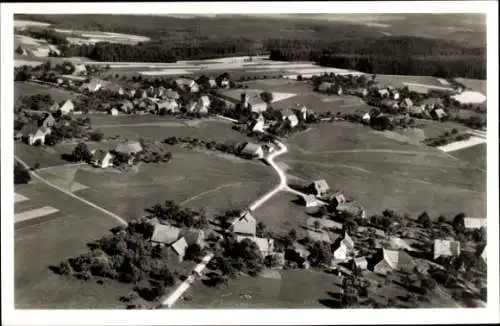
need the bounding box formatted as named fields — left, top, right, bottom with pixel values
left=230, top=211, right=257, bottom=236
left=433, top=239, right=461, bottom=260
left=170, top=237, right=189, bottom=262
left=236, top=235, right=275, bottom=258
left=299, top=194, right=326, bottom=208
left=318, top=82, right=333, bottom=93
left=430, top=107, right=447, bottom=120
left=309, top=179, right=330, bottom=197
left=151, top=224, right=181, bottom=246
left=463, top=217, right=487, bottom=230
left=73, top=64, right=87, bottom=76
left=240, top=142, right=264, bottom=159
left=90, top=150, right=114, bottom=168
left=372, top=249, right=416, bottom=275
left=109, top=108, right=119, bottom=116
left=59, top=100, right=75, bottom=115
left=116, top=141, right=143, bottom=155
left=281, top=108, right=299, bottom=128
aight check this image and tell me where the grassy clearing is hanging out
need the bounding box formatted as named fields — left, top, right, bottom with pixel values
left=73, top=147, right=276, bottom=221
left=450, top=143, right=486, bottom=170
left=15, top=81, right=79, bottom=105
left=176, top=268, right=347, bottom=309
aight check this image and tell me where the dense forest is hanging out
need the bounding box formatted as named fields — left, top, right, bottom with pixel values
left=16, top=14, right=486, bottom=78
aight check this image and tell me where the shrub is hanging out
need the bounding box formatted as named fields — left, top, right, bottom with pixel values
left=14, top=162, right=31, bottom=184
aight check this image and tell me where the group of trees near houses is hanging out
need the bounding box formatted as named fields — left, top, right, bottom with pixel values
left=147, top=200, right=208, bottom=229
left=54, top=220, right=177, bottom=303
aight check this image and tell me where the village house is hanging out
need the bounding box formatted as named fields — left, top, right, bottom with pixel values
left=463, top=217, right=487, bottom=230
left=151, top=224, right=181, bottom=246
left=109, top=108, right=119, bottom=116
left=230, top=211, right=257, bottom=236
left=433, top=239, right=461, bottom=260
left=330, top=192, right=347, bottom=208
left=399, top=98, right=413, bottom=111
left=156, top=86, right=166, bottom=98
left=235, top=92, right=268, bottom=113
left=90, top=150, right=114, bottom=168
left=248, top=114, right=266, bottom=133
left=292, top=104, right=314, bottom=121
left=236, top=235, right=275, bottom=258
left=430, top=107, right=448, bottom=121
left=156, top=99, right=179, bottom=114
left=372, top=248, right=416, bottom=275
left=175, top=78, right=199, bottom=93
left=362, top=112, right=371, bottom=124
left=352, top=256, right=369, bottom=272
left=73, top=64, right=87, bottom=76
left=80, top=78, right=103, bottom=93
left=59, top=99, right=75, bottom=115
left=309, top=179, right=330, bottom=197
left=17, top=123, right=49, bottom=146
left=119, top=100, right=135, bottom=114
left=48, top=102, right=60, bottom=113
left=196, top=95, right=211, bottom=114
left=40, top=112, right=56, bottom=129
left=170, top=237, right=189, bottom=262
left=299, top=194, right=326, bottom=208
left=208, top=78, right=218, bottom=89
left=389, top=237, right=415, bottom=252
left=332, top=233, right=355, bottom=262
left=219, top=78, right=230, bottom=89
left=281, top=108, right=299, bottom=128
left=240, top=142, right=264, bottom=159
left=377, top=88, right=390, bottom=98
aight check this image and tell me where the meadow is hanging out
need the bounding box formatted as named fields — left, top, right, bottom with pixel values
left=15, top=81, right=79, bottom=104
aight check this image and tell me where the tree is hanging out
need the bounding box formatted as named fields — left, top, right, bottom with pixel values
left=184, top=244, right=202, bottom=262
left=57, top=261, right=72, bottom=275
left=417, top=211, right=432, bottom=228
left=453, top=213, right=466, bottom=233
left=89, top=130, right=104, bottom=142
left=71, top=142, right=92, bottom=162
left=437, top=215, right=447, bottom=224
left=260, top=91, right=273, bottom=106
left=309, top=241, right=332, bottom=267
left=343, top=218, right=358, bottom=234
left=14, top=162, right=31, bottom=184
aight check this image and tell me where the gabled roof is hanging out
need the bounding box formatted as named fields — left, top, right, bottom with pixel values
left=341, top=232, right=355, bottom=251
left=380, top=249, right=416, bottom=271
left=240, top=142, right=262, bottom=155
left=116, top=141, right=143, bottom=155
left=151, top=224, right=181, bottom=245
left=433, top=239, right=461, bottom=259
left=231, top=211, right=257, bottom=235
left=301, top=194, right=325, bottom=207
left=92, top=149, right=112, bottom=163
left=171, top=237, right=188, bottom=257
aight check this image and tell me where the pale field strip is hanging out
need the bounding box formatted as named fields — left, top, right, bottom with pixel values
left=437, top=136, right=486, bottom=153
left=402, top=82, right=454, bottom=91
left=452, top=91, right=487, bottom=104
left=15, top=206, right=60, bottom=223
left=437, top=78, right=451, bottom=85
left=14, top=193, right=29, bottom=203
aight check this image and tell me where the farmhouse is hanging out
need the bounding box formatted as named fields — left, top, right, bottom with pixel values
left=115, top=141, right=143, bottom=155
left=299, top=194, right=325, bottom=208
left=40, top=112, right=56, bottom=129
left=352, top=256, right=369, bottom=272
left=156, top=99, right=179, bottom=114
left=399, top=98, right=413, bottom=111
left=333, top=233, right=355, bottom=262
left=230, top=211, right=257, bottom=236
left=170, top=237, right=189, bottom=262
left=281, top=108, right=299, bottom=128
left=372, top=249, right=416, bottom=275
left=362, top=112, right=371, bottom=124
left=309, top=179, right=330, bottom=197
left=196, top=95, right=211, bottom=114
left=330, top=192, right=347, bottom=208
left=109, top=108, right=119, bottom=116
left=60, top=100, right=75, bottom=115
left=430, top=107, right=448, bottom=120
left=175, top=78, right=199, bottom=93
left=463, top=217, right=487, bottom=229
left=240, top=142, right=264, bottom=159
left=433, top=239, right=461, bottom=260
left=73, top=64, right=87, bottom=76
left=90, top=150, right=114, bottom=168
left=151, top=224, right=181, bottom=246
left=18, top=123, right=48, bottom=145
left=236, top=235, right=275, bottom=258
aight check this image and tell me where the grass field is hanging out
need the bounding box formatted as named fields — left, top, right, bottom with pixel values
left=374, top=74, right=449, bottom=89
left=15, top=143, right=69, bottom=169
left=454, top=78, right=487, bottom=95
left=281, top=122, right=486, bottom=218
left=450, top=143, right=486, bottom=170
left=15, top=81, right=79, bottom=105
left=65, top=147, right=276, bottom=221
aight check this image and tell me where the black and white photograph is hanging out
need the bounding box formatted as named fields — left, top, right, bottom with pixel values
left=1, top=2, right=499, bottom=325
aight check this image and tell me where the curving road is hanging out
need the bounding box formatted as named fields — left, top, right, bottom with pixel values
left=162, top=140, right=313, bottom=308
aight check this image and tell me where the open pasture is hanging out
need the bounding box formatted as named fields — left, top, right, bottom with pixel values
left=15, top=81, right=79, bottom=105
left=450, top=143, right=486, bottom=170
left=73, top=147, right=276, bottom=221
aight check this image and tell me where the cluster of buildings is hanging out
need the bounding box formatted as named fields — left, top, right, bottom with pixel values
left=89, top=140, right=144, bottom=168
left=15, top=100, right=75, bottom=146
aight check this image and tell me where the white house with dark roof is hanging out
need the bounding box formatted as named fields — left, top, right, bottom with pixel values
left=90, top=150, right=114, bottom=168
left=433, top=239, right=461, bottom=260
